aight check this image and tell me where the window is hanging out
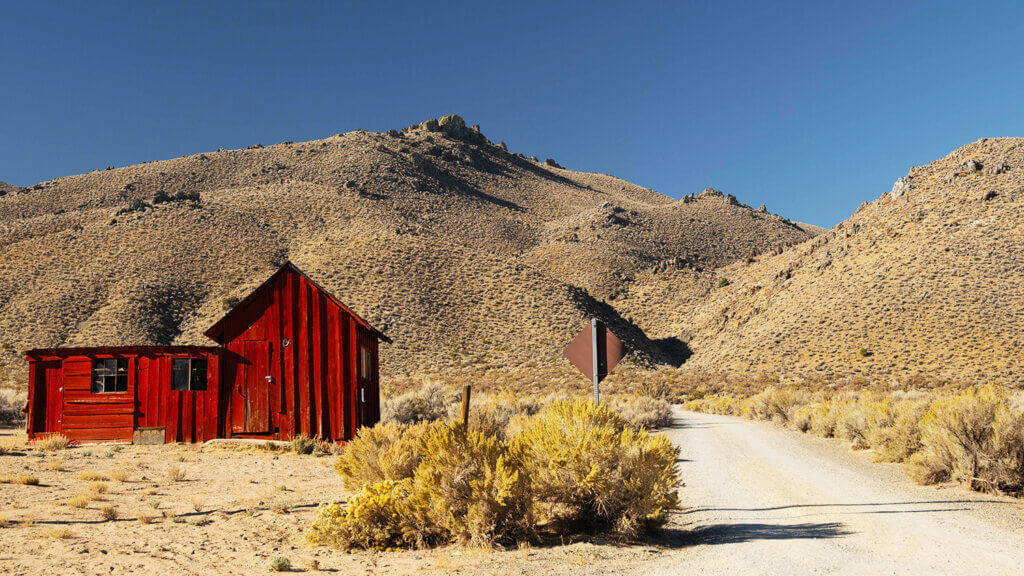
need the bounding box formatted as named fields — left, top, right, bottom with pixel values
left=359, top=345, right=372, bottom=380
left=172, top=358, right=208, bottom=391
left=92, top=359, right=128, bottom=393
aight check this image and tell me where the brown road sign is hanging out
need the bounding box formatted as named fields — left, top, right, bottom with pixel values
left=563, top=319, right=628, bottom=403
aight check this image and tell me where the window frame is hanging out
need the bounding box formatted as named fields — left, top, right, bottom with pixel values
left=171, top=357, right=208, bottom=392
left=359, top=345, right=372, bottom=380
left=91, top=358, right=129, bottom=394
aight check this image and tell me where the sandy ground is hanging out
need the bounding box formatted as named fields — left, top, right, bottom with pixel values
left=2, top=412, right=1023, bottom=575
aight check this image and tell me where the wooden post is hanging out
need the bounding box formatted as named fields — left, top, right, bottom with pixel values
left=460, top=385, right=471, bottom=426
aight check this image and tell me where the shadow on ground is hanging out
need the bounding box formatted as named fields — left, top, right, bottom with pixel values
left=655, top=522, right=854, bottom=547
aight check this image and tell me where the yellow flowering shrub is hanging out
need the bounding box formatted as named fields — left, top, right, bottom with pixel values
left=306, top=480, right=411, bottom=551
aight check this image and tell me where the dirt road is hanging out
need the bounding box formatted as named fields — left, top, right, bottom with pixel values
left=651, top=410, right=1024, bottom=575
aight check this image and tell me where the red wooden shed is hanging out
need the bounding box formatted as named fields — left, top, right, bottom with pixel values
left=25, top=262, right=390, bottom=444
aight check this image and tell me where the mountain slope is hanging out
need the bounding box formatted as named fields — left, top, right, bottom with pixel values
left=677, top=138, right=1024, bottom=384
left=0, top=180, right=20, bottom=195
left=0, top=116, right=819, bottom=384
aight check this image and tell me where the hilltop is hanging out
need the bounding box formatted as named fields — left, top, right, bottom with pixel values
left=0, top=116, right=817, bottom=385
left=0, top=180, right=20, bottom=195
left=676, top=138, right=1024, bottom=385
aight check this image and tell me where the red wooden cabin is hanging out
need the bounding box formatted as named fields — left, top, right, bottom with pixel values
left=25, top=262, right=390, bottom=444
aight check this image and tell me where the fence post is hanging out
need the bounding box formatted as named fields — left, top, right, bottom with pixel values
left=461, top=385, right=472, bottom=426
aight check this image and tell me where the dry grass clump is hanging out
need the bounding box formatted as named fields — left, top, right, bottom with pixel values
left=381, top=383, right=453, bottom=425
left=687, top=384, right=1024, bottom=496
left=742, top=387, right=807, bottom=425
left=31, top=434, right=70, bottom=451
left=77, top=470, right=109, bottom=481
left=34, top=526, right=74, bottom=539
left=0, top=431, right=28, bottom=454
left=15, top=474, right=40, bottom=486
left=137, top=512, right=156, bottom=524
left=67, top=494, right=92, bottom=509
left=167, top=465, right=186, bottom=482
left=109, top=467, right=129, bottom=482
left=315, top=400, right=680, bottom=550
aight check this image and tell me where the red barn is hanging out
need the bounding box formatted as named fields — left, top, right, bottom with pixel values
left=25, top=262, right=390, bottom=444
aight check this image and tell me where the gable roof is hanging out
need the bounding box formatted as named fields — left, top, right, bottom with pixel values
left=203, top=261, right=392, bottom=344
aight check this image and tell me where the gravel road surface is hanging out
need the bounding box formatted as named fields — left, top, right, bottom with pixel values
left=648, top=410, right=1024, bottom=575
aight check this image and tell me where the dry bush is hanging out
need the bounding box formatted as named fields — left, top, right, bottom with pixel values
left=16, top=474, right=39, bottom=485
left=0, top=390, right=25, bottom=425
left=334, top=422, right=432, bottom=491
left=307, top=480, right=411, bottom=551
left=291, top=434, right=316, bottom=455
left=99, top=504, right=118, bottom=521
left=908, top=385, right=1023, bottom=493
left=607, top=395, right=674, bottom=429
left=808, top=398, right=852, bottom=438
left=44, top=459, right=68, bottom=472
left=836, top=394, right=893, bottom=449
left=315, top=422, right=533, bottom=549
left=460, top=392, right=543, bottom=439
left=137, top=513, right=155, bottom=524
left=382, top=383, right=453, bottom=424
left=167, top=465, right=186, bottom=482
left=744, top=387, right=806, bottom=424
left=31, top=434, right=69, bottom=451
left=513, top=400, right=680, bottom=537
left=0, top=431, right=27, bottom=454
left=868, top=394, right=931, bottom=462
left=0, top=474, right=13, bottom=484
left=403, top=422, right=534, bottom=547
left=109, top=467, right=129, bottom=482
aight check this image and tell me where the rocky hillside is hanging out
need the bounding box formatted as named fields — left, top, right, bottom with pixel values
left=677, top=138, right=1024, bottom=385
left=0, top=180, right=20, bottom=195
left=0, top=116, right=817, bottom=385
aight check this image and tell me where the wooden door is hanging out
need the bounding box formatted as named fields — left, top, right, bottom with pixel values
left=239, top=341, right=271, bottom=434
left=40, top=361, right=63, bottom=434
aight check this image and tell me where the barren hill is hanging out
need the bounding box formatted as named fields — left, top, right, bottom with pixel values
left=0, top=116, right=817, bottom=386
left=677, top=138, right=1024, bottom=384
left=0, top=180, right=20, bottom=195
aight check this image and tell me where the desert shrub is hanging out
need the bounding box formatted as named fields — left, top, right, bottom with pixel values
left=16, top=474, right=39, bottom=486
left=460, top=393, right=543, bottom=439
left=990, top=406, right=1024, bottom=492
left=109, top=467, right=129, bottom=482
left=513, top=400, right=679, bottom=537
left=307, top=480, right=411, bottom=551
left=403, top=422, right=534, bottom=547
left=270, top=557, right=292, bottom=572
left=32, top=434, right=69, bottom=451
left=334, top=422, right=431, bottom=491
left=836, top=395, right=893, bottom=449
left=808, top=397, right=853, bottom=438
left=789, top=404, right=816, bottom=432
left=607, top=395, right=674, bottom=430
left=868, top=395, right=931, bottom=462
left=99, top=505, right=118, bottom=521
left=382, top=383, right=453, bottom=424
left=744, top=387, right=805, bottom=424
left=909, top=385, right=1005, bottom=489
left=291, top=434, right=316, bottom=455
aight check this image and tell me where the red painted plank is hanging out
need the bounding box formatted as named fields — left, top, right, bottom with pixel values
left=311, top=288, right=323, bottom=438
left=62, top=414, right=134, bottom=429
left=297, top=278, right=310, bottom=436
left=348, top=315, right=358, bottom=438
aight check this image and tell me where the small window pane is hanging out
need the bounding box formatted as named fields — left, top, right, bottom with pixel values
left=191, top=359, right=208, bottom=391
left=171, top=359, right=189, bottom=391
left=93, top=359, right=128, bottom=393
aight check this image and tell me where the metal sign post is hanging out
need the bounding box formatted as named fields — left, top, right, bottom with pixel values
left=563, top=318, right=629, bottom=405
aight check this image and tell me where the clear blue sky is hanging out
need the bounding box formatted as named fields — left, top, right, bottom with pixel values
left=2, top=1, right=1022, bottom=226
